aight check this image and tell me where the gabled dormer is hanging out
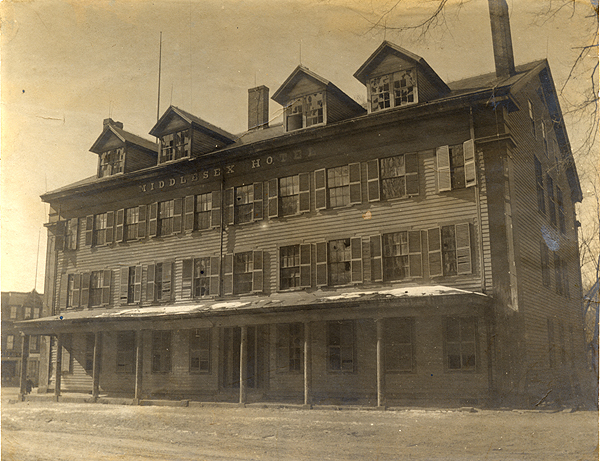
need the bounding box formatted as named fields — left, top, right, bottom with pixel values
left=354, top=41, right=450, bottom=113
left=149, top=106, right=236, bottom=165
left=90, top=118, right=158, bottom=178
left=272, top=65, right=366, bottom=133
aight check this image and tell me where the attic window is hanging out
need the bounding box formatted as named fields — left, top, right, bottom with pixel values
left=285, top=92, right=324, bottom=132
left=369, top=69, right=416, bottom=112
left=98, top=147, right=125, bottom=178
left=159, top=129, right=190, bottom=164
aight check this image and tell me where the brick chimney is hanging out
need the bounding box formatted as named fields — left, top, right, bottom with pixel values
left=248, top=86, right=269, bottom=131
left=488, top=0, right=516, bottom=78
left=103, top=118, right=124, bottom=129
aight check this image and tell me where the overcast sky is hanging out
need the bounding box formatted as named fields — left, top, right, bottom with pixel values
left=1, top=0, right=598, bottom=293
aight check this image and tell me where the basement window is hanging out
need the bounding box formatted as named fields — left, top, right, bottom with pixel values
left=368, top=69, right=416, bottom=113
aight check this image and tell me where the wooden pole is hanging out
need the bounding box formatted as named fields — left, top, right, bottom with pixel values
left=54, top=334, right=62, bottom=398
left=134, top=330, right=144, bottom=401
left=376, top=319, right=385, bottom=408
left=239, top=326, right=247, bottom=405
left=304, top=322, right=312, bottom=406
left=19, top=334, right=30, bottom=398
left=92, top=332, right=102, bottom=398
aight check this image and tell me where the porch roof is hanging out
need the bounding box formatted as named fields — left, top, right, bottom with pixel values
left=16, top=285, right=491, bottom=334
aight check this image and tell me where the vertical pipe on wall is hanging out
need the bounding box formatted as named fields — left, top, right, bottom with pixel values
left=239, top=326, right=247, bottom=405
left=135, top=330, right=144, bottom=401
left=19, top=334, right=30, bottom=398
left=54, top=334, right=62, bottom=398
left=304, top=321, right=312, bottom=406
left=92, top=332, right=102, bottom=399
left=376, top=319, right=385, bottom=408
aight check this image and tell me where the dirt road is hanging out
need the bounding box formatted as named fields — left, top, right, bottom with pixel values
left=2, top=391, right=598, bottom=460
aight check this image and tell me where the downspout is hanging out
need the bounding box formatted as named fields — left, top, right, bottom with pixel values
left=470, top=107, right=486, bottom=293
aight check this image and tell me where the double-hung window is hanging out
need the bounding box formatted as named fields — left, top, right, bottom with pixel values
left=436, top=140, right=476, bottom=191
left=428, top=223, right=472, bottom=277
left=189, top=328, right=211, bottom=373
left=93, top=213, right=108, bottom=246
left=277, top=323, right=303, bottom=373
left=158, top=200, right=174, bottom=236
left=195, top=193, right=212, bottom=229
left=152, top=330, right=171, bottom=373
left=266, top=175, right=310, bottom=218
left=159, top=129, right=190, bottom=163
left=368, top=69, right=416, bottom=112
left=445, top=317, right=477, bottom=371
left=223, top=251, right=263, bottom=295
left=182, top=191, right=221, bottom=232
left=147, top=262, right=173, bottom=302
left=224, top=184, right=263, bottom=225
left=327, top=320, right=354, bottom=372
left=382, top=231, right=422, bottom=280
left=279, top=244, right=311, bottom=290
left=315, top=238, right=362, bottom=287
left=89, top=270, right=111, bottom=307
left=384, top=318, right=415, bottom=373
left=98, top=147, right=125, bottom=178
left=379, top=153, right=419, bottom=199
left=66, top=274, right=81, bottom=309
left=125, top=207, right=139, bottom=240
left=314, top=164, right=361, bottom=210
left=116, top=206, right=146, bottom=242
left=181, top=257, right=220, bottom=299
left=85, top=213, right=114, bottom=246
left=119, top=266, right=142, bottom=305
left=285, top=92, right=324, bottom=131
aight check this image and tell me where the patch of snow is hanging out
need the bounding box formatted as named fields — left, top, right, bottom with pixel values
left=210, top=301, right=250, bottom=310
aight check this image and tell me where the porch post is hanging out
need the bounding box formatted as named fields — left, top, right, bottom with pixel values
left=304, top=321, right=312, bottom=406
left=92, top=332, right=102, bottom=399
left=239, top=326, right=247, bottom=405
left=18, top=334, right=30, bottom=398
left=54, top=334, right=62, bottom=398
left=376, top=319, right=385, bottom=408
left=134, top=330, right=144, bottom=401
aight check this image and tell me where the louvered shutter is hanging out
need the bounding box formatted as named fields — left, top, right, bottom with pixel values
left=370, top=235, right=383, bottom=282
left=224, top=188, right=235, bottom=225
left=120, top=267, right=129, bottom=305
left=162, top=262, right=173, bottom=300
left=252, top=250, right=263, bottom=292
left=146, top=264, right=155, bottom=303
left=59, top=273, right=69, bottom=309
left=102, top=269, right=112, bottom=305
left=408, top=230, right=422, bottom=277
left=116, top=209, right=125, bottom=242
left=80, top=272, right=91, bottom=307
left=184, top=195, right=195, bottom=231
left=366, top=159, right=380, bottom=202
left=105, top=211, right=114, bottom=244
left=211, top=191, right=221, bottom=228
left=137, top=205, right=147, bottom=239
left=463, top=139, right=477, bottom=187
left=315, top=242, right=328, bottom=287
left=299, top=244, right=312, bottom=287
left=133, top=266, right=142, bottom=303
left=405, top=152, right=419, bottom=196
left=223, top=254, right=234, bottom=295
left=85, top=215, right=94, bottom=246
left=349, top=163, right=362, bottom=204
left=428, top=228, right=442, bottom=276
left=253, top=183, right=263, bottom=220
left=268, top=178, right=279, bottom=218
left=298, top=173, right=310, bottom=213
left=350, top=237, right=363, bottom=283
left=436, top=146, right=451, bottom=192
left=182, top=259, right=193, bottom=299
left=173, top=198, right=183, bottom=233
left=314, top=169, right=327, bottom=210
left=72, top=274, right=81, bottom=308
left=210, top=256, right=220, bottom=296
left=148, top=203, right=158, bottom=237
left=455, top=223, right=472, bottom=274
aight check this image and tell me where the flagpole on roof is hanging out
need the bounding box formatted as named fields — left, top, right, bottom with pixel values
left=157, top=31, right=163, bottom=124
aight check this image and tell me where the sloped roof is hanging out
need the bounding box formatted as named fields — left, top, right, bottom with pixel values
left=90, top=123, right=157, bottom=154
left=353, top=41, right=450, bottom=94
left=272, top=65, right=365, bottom=116
left=149, top=105, right=236, bottom=144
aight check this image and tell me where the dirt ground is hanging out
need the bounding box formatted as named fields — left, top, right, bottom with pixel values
left=2, top=388, right=598, bottom=461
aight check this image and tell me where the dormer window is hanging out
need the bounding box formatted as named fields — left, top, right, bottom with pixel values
left=158, top=129, right=191, bottom=164
left=369, top=69, right=416, bottom=112
left=98, top=148, right=125, bottom=178
left=285, top=92, right=324, bottom=132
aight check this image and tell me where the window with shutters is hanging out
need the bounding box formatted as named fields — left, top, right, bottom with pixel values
left=29, top=335, right=40, bottom=353
left=120, top=266, right=141, bottom=305
left=557, top=187, right=566, bottom=234
left=235, top=185, right=255, bottom=224
left=280, top=245, right=300, bottom=289
left=445, top=317, right=477, bottom=371
left=327, top=320, right=354, bottom=372
left=195, top=193, right=212, bottom=230
left=151, top=262, right=173, bottom=302
left=546, top=175, right=557, bottom=226
left=382, top=231, right=422, bottom=281
left=98, top=147, right=125, bottom=178
left=436, top=141, right=476, bottom=192
left=116, top=331, right=135, bottom=373
left=182, top=257, right=219, bottom=298
left=89, top=270, right=111, bottom=307
left=66, top=274, right=80, bottom=309
left=534, top=156, right=546, bottom=214
left=284, top=92, right=324, bottom=132
left=125, top=207, right=139, bottom=241
left=368, top=70, right=416, bottom=113
left=193, top=258, right=211, bottom=297
left=384, top=318, right=415, bottom=373
left=152, top=330, right=172, bottom=373
left=327, top=166, right=350, bottom=208
left=540, top=241, right=551, bottom=287
left=316, top=164, right=361, bottom=210
left=6, top=335, right=14, bottom=350
left=428, top=224, right=472, bottom=277
left=328, top=239, right=352, bottom=286
left=189, top=328, right=211, bottom=373
left=158, top=129, right=190, bottom=164
left=93, top=213, right=108, bottom=246
left=158, top=200, right=175, bottom=236
left=380, top=153, right=419, bottom=199
left=280, top=175, right=300, bottom=216
left=9, top=306, right=17, bottom=319
left=277, top=323, right=303, bottom=373
left=223, top=251, right=263, bottom=295
left=234, top=252, right=254, bottom=294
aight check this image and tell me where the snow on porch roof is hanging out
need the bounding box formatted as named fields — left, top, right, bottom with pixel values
left=18, top=286, right=490, bottom=333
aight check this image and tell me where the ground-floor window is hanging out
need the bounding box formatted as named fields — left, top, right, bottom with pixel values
left=384, top=318, right=415, bottom=373
left=277, top=323, right=303, bottom=372
left=116, top=331, right=135, bottom=374
left=444, top=317, right=477, bottom=371
left=189, top=329, right=210, bottom=373
left=327, top=320, right=354, bottom=372
left=152, top=331, right=172, bottom=373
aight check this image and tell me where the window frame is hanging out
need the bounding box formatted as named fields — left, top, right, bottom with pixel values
left=428, top=223, right=472, bottom=277
left=152, top=330, right=172, bottom=374
left=327, top=320, right=355, bottom=373
left=368, top=69, right=417, bottom=113
left=382, top=230, right=423, bottom=281
left=384, top=317, right=416, bottom=373
left=284, top=91, right=326, bottom=132
left=444, top=317, right=478, bottom=372
left=279, top=244, right=311, bottom=290
left=436, top=140, right=476, bottom=192
left=534, top=156, right=546, bottom=215
left=379, top=152, right=420, bottom=200
left=116, top=331, right=136, bottom=374
left=189, top=328, right=211, bottom=374
left=158, top=129, right=191, bottom=164
left=98, top=147, right=125, bottom=178
left=222, top=251, right=264, bottom=296
left=276, top=323, right=304, bottom=373
left=315, top=164, right=361, bottom=210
